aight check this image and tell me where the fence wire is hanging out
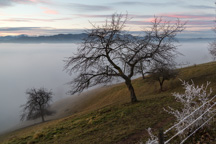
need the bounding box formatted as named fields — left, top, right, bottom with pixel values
left=164, top=95, right=216, bottom=135
left=164, top=101, right=216, bottom=144
left=180, top=113, right=216, bottom=144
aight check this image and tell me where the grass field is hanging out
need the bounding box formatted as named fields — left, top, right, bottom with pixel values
left=1, top=62, right=216, bottom=144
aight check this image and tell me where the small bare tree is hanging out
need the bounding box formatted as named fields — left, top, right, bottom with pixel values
left=64, top=13, right=185, bottom=103
left=20, top=88, right=54, bottom=122
left=165, top=80, right=216, bottom=139
left=136, top=60, right=151, bottom=79
left=149, top=63, right=178, bottom=91
left=209, top=40, right=216, bottom=59
left=209, top=17, right=216, bottom=59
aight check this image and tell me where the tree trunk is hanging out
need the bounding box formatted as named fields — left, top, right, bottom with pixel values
left=140, top=61, right=145, bottom=79
left=125, top=79, right=138, bottom=103
left=39, top=106, right=45, bottom=122
left=159, top=79, right=164, bottom=91
left=41, top=113, right=45, bottom=122
left=141, top=71, right=145, bottom=79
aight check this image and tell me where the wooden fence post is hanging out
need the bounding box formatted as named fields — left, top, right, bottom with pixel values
left=159, top=128, right=164, bottom=144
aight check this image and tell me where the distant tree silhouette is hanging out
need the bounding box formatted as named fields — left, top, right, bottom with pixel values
left=209, top=13, right=216, bottom=59
left=64, top=13, right=185, bottom=103
left=136, top=60, right=151, bottom=79
left=149, top=63, right=178, bottom=91
left=20, top=88, right=54, bottom=122
left=209, top=41, right=216, bottom=59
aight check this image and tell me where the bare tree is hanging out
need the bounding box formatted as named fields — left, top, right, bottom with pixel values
left=149, top=63, right=178, bottom=91
left=209, top=40, right=216, bottom=59
left=209, top=17, right=216, bottom=59
left=20, top=88, right=54, bottom=122
left=136, top=60, right=151, bottom=79
left=64, top=13, right=185, bottom=103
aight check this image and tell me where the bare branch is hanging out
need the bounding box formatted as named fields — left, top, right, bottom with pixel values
left=64, top=13, right=185, bottom=103
left=20, top=88, right=54, bottom=122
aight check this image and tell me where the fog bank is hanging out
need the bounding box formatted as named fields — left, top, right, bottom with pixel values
left=0, top=43, right=77, bottom=133
left=0, top=40, right=213, bottom=134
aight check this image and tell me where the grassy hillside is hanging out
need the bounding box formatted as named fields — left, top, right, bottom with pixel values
left=1, top=62, right=216, bottom=144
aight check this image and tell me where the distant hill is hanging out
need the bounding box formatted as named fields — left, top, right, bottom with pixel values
left=178, top=37, right=214, bottom=42
left=0, top=33, right=136, bottom=43
left=0, top=33, right=88, bottom=43
left=0, top=33, right=213, bottom=43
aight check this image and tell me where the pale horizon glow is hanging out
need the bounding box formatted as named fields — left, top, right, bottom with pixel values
left=0, top=0, right=215, bottom=37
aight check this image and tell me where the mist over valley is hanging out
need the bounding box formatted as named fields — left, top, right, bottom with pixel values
left=0, top=39, right=212, bottom=134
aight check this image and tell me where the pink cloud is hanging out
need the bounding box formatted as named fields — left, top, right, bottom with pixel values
left=11, top=0, right=50, bottom=4
left=160, top=14, right=214, bottom=20
left=0, top=17, right=72, bottom=22
left=74, top=13, right=214, bottom=22
left=187, top=20, right=214, bottom=25
left=40, top=7, right=58, bottom=15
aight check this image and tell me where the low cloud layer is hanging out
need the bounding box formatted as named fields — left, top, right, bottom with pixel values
left=0, top=0, right=214, bottom=35
left=73, top=13, right=215, bottom=26
left=113, top=1, right=178, bottom=7
left=0, top=27, right=85, bottom=35
left=0, top=0, right=49, bottom=7
left=112, top=1, right=214, bottom=10
left=69, top=3, right=113, bottom=12
left=0, top=17, right=73, bottom=22
left=0, top=12, right=214, bottom=36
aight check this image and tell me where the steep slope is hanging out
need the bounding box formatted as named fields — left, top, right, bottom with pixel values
left=1, top=61, right=216, bottom=144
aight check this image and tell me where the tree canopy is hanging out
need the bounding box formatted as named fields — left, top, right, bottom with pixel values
left=149, top=63, right=178, bottom=91
left=65, top=13, right=185, bottom=103
left=20, top=88, right=54, bottom=122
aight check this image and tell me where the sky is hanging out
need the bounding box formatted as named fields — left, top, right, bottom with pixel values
left=0, top=0, right=215, bottom=37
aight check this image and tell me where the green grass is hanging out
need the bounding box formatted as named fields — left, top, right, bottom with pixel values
left=1, top=61, right=216, bottom=144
